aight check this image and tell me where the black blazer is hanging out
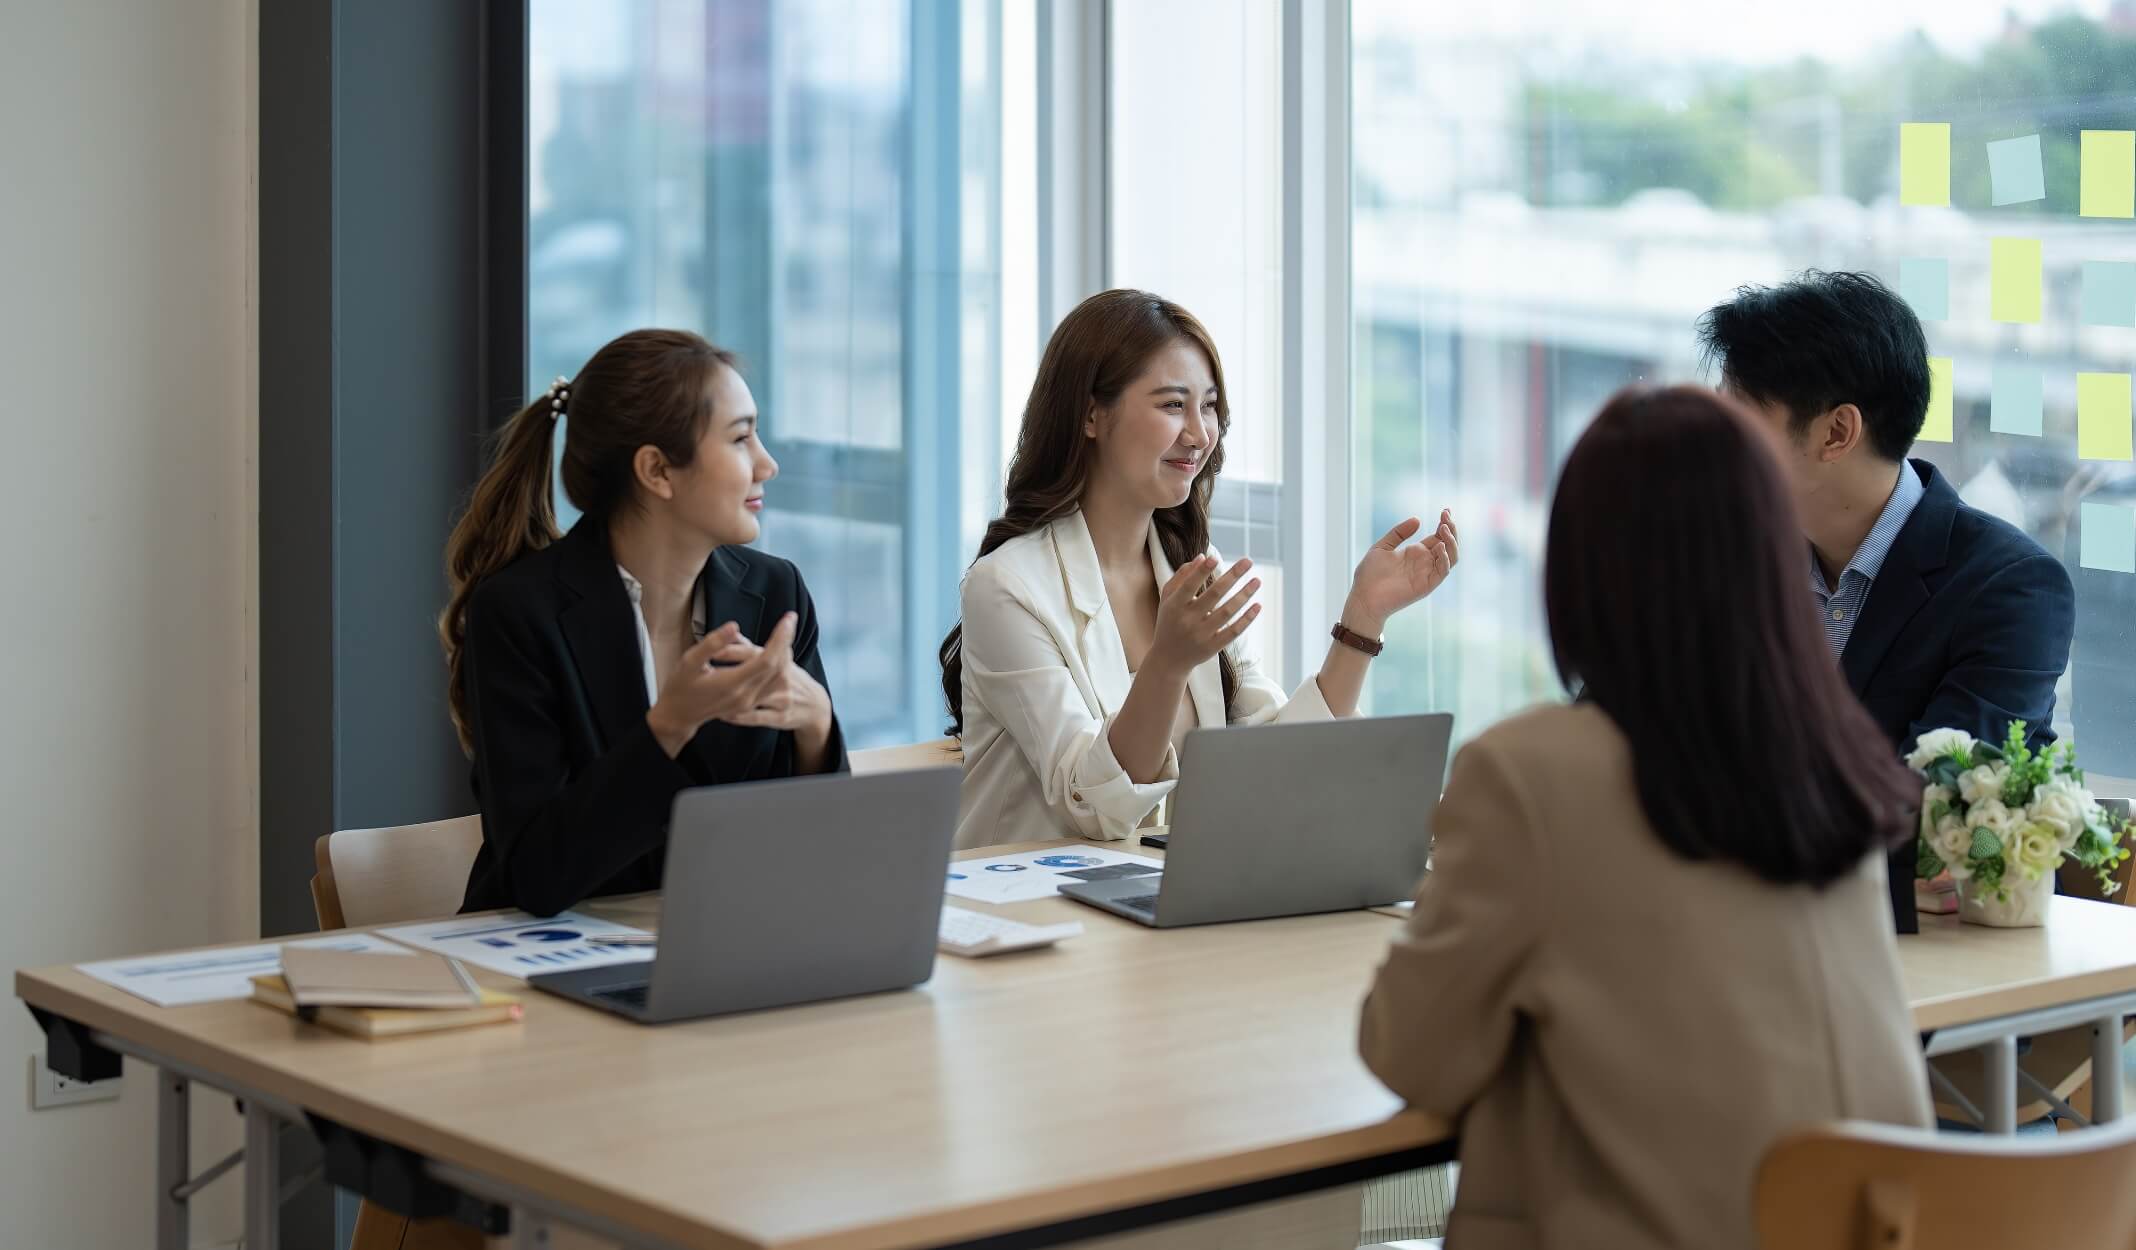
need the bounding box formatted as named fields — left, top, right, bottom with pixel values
left=458, top=517, right=848, bottom=916
left=1845, top=460, right=2075, bottom=929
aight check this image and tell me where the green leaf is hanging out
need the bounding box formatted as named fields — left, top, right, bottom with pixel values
left=1970, top=827, right=2005, bottom=860
left=1916, top=837, right=1946, bottom=880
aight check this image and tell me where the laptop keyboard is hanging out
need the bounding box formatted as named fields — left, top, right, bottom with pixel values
left=592, top=983, right=651, bottom=1010
left=1112, top=894, right=1160, bottom=915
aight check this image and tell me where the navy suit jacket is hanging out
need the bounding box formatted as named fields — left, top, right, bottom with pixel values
left=1844, top=460, right=2075, bottom=930
left=458, top=517, right=848, bottom=916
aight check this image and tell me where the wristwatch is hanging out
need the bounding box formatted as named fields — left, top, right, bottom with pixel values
left=1330, top=620, right=1384, bottom=657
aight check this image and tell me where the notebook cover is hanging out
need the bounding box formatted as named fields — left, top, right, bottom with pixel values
left=279, top=946, right=482, bottom=1009
left=251, top=974, right=521, bottom=1039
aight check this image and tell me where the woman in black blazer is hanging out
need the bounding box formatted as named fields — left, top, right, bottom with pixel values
left=440, top=329, right=847, bottom=917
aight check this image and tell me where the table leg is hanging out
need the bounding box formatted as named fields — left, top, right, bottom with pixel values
left=1983, top=1035, right=2018, bottom=1134
left=2094, top=1016, right=2126, bottom=1124
left=245, top=1102, right=281, bottom=1250
left=156, top=1072, right=188, bottom=1250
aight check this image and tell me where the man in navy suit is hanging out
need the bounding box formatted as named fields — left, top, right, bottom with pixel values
left=1698, top=271, right=2076, bottom=932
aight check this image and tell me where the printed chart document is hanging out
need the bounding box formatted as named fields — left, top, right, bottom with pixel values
left=377, top=911, right=655, bottom=979
left=78, top=933, right=412, bottom=1008
left=946, top=846, right=1164, bottom=905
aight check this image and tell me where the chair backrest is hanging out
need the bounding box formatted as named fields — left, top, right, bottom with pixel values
left=310, top=815, right=485, bottom=931
left=2060, top=797, right=2135, bottom=904
left=1756, top=1118, right=2136, bottom=1249
left=849, top=737, right=962, bottom=775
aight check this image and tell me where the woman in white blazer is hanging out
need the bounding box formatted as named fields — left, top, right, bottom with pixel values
left=940, top=289, right=1459, bottom=849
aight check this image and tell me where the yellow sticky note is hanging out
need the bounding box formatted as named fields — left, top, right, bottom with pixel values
left=1920, top=357, right=1953, bottom=443
left=2082, top=130, right=2136, bottom=218
left=1900, top=123, right=1950, bottom=207
left=1990, top=238, right=2042, bottom=323
left=2078, top=372, right=2134, bottom=461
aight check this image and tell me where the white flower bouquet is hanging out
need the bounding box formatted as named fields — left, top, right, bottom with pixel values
left=1910, top=721, right=2128, bottom=903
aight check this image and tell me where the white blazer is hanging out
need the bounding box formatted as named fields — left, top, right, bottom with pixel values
left=954, top=510, right=1335, bottom=849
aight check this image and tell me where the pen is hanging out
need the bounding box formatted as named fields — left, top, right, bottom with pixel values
left=587, top=934, right=657, bottom=947
left=444, top=955, right=482, bottom=1000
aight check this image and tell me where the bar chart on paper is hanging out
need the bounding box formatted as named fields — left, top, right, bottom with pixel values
left=377, top=911, right=657, bottom=978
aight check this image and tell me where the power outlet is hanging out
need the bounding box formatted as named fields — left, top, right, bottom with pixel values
left=29, top=1053, right=122, bottom=1109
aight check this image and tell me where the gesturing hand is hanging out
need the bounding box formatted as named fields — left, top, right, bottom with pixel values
left=645, top=614, right=799, bottom=756
left=1145, top=555, right=1262, bottom=678
left=700, top=619, right=832, bottom=734
left=1344, top=510, right=1459, bottom=634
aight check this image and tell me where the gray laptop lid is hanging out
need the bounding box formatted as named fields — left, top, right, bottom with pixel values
left=1155, top=714, right=1450, bottom=925
left=647, top=766, right=960, bottom=1019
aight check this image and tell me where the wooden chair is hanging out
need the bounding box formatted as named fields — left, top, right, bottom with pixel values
left=310, top=815, right=485, bottom=931
left=309, top=815, right=490, bottom=1250
left=849, top=737, right=962, bottom=775
left=1930, top=800, right=2136, bottom=1129
left=1755, top=1117, right=2136, bottom=1248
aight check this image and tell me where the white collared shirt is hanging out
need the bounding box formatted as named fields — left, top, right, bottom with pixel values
left=952, top=509, right=1337, bottom=850
left=616, top=564, right=708, bottom=706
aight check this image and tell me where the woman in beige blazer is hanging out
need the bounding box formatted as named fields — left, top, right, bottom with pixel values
left=1360, top=385, right=1933, bottom=1250
left=940, top=288, right=1459, bottom=848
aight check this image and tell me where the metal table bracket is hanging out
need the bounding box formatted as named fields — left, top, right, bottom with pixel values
left=311, top=1113, right=511, bottom=1236
left=28, top=1004, right=123, bottom=1082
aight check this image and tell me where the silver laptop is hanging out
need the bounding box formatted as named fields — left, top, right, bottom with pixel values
left=1058, top=714, right=1451, bottom=927
left=530, top=767, right=960, bottom=1023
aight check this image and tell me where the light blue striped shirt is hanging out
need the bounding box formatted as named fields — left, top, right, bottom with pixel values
left=1813, top=462, right=1926, bottom=656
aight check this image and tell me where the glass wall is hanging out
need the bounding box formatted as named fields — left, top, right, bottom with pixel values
left=1110, top=0, right=1289, bottom=681
left=528, top=0, right=1017, bottom=747
left=1352, top=1, right=2136, bottom=777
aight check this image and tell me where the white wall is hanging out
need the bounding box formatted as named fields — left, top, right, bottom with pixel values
left=0, top=1, right=257, bottom=1246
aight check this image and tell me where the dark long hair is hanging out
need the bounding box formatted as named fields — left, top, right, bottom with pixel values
left=1545, top=385, right=1917, bottom=887
left=440, top=329, right=741, bottom=753
left=939, top=289, right=1238, bottom=733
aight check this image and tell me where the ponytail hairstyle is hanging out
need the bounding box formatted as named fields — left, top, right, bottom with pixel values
left=441, top=329, right=741, bottom=753
left=939, top=289, right=1236, bottom=734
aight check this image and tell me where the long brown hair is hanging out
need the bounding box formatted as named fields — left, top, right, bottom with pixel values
left=1545, top=385, right=1918, bottom=886
left=440, top=329, right=741, bottom=752
left=939, top=289, right=1238, bottom=733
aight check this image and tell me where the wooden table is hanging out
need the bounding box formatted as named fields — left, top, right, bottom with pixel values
left=1897, top=897, right=2136, bottom=1132
left=14, top=841, right=1453, bottom=1250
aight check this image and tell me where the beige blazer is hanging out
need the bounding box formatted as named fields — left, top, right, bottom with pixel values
left=954, top=510, right=1332, bottom=849
left=1360, top=703, right=1930, bottom=1250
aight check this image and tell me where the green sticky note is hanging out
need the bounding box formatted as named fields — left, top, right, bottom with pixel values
left=2078, top=372, right=2135, bottom=461
left=1991, top=238, right=2043, bottom=324
left=2082, top=131, right=2136, bottom=219
left=1901, top=123, right=1951, bottom=207
left=1990, top=363, right=2044, bottom=437
left=2081, top=502, right=2136, bottom=573
left=1921, top=357, right=1954, bottom=443
left=2082, top=261, right=2136, bottom=327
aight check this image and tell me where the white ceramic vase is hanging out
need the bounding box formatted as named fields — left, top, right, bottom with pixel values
left=1958, top=869, right=2053, bottom=928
